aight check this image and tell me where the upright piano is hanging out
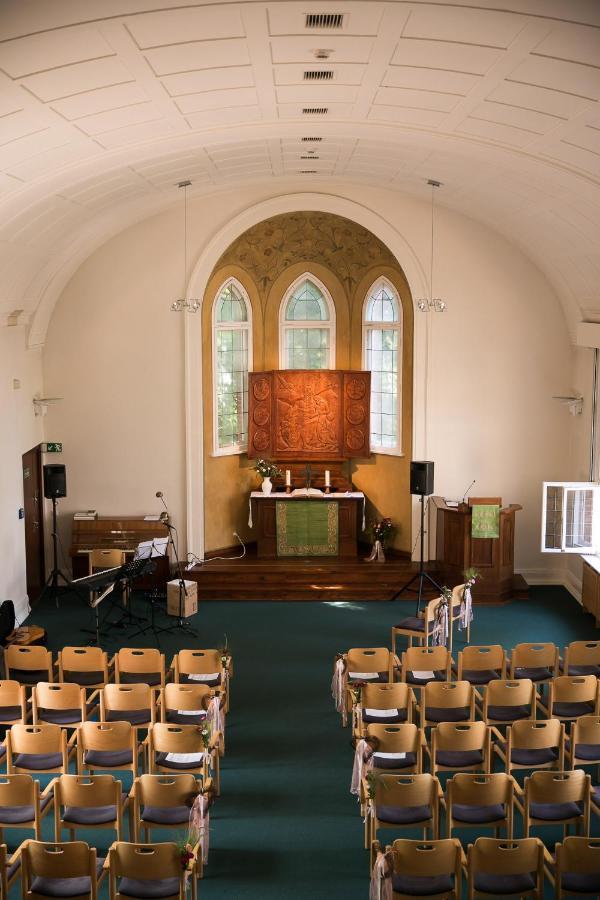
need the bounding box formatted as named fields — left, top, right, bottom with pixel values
left=70, top=516, right=170, bottom=587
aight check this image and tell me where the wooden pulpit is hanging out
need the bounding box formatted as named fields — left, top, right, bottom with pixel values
left=432, top=497, right=528, bottom=603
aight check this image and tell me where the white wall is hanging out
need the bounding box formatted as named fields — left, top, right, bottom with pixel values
left=42, top=182, right=575, bottom=580
left=0, top=326, right=44, bottom=621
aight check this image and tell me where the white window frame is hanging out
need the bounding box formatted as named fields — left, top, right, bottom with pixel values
left=279, top=272, right=336, bottom=369
left=362, top=276, right=403, bottom=456
left=541, top=481, right=600, bottom=554
left=212, top=276, right=253, bottom=457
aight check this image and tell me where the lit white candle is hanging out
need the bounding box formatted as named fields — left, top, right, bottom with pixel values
left=285, top=469, right=291, bottom=486
left=325, top=470, right=330, bottom=487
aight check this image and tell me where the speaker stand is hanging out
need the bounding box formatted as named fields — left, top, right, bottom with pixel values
left=389, top=494, right=443, bottom=614
left=39, top=497, right=72, bottom=607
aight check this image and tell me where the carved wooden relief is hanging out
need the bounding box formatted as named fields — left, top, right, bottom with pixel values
left=248, top=370, right=371, bottom=460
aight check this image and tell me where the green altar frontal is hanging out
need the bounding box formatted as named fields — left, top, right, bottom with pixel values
left=275, top=500, right=339, bottom=557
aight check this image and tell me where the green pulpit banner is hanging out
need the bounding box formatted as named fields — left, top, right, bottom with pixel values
left=471, top=504, right=500, bottom=539
left=276, top=500, right=339, bottom=557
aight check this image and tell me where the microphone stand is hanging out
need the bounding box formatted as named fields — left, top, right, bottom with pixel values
left=156, top=493, right=198, bottom=637
left=389, top=493, right=443, bottom=614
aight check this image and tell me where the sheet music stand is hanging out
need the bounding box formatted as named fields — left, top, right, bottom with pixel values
left=127, top=538, right=173, bottom=645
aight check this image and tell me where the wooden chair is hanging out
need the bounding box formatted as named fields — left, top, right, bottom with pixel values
left=100, top=683, right=156, bottom=729
left=57, top=647, right=109, bottom=690
left=366, top=723, right=422, bottom=775
left=509, top=642, right=559, bottom=684
left=107, top=841, right=197, bottom=900
left=494, top=717, right=564, bottom=775
left=482, top=678, right=536, bottom=727
left=365, top=773, right=441, bottom=850
left=568, top=715, right=600, bottom=769
left=131, top=773, right=210, bottom=867
left=21, top=839, right=105, bottom=900
left=523, top=769, right=591, bottom=837
left=0, top=774, right=54, bottom=842
left=77, top=721, right=141, bottom=778
left=379, top=838, right=464, bottom=899
left=449, top=582, right=470, bottom=651
left=466, top=837, right=545, bottom=898
left=6, top=724, right=70, bottom=775
left=457, top=645, right=506, bottom=687
left=0, top=841, right=22, bottom=899
left=392, top=596, right=444, bottom=655
left=346, top=647, right=393, bottom=683
left=355, top=682, right=414, bottom=740
left=548, top=674, right=600, bottom=722
left=148, top=723, right=218, bottom=792
left=54, top=774, right=127, bottom=842
left=4, top=645, right=53, bottom=686
left=430, top=721, right=490, bottom=776
left=114, top=648, right=165, bottom=689
left=160, top=683, right=212, bottom=726
left=172, top=649, right=224, bottom=688
left=400, top=646, right=451, bottom=689
left=554, top=836, right=600, bottom=898
left=446, top=773, right=514, bottom=840
left=563, top=640, right=600, bottom=676
left=0, top=679, right=27, bottom=727
left=32, top=682, right=89, bottom=730
left=420, top=680, right=475, bottom=729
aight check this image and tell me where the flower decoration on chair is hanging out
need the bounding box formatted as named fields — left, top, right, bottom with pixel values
left=432, top=586, right=452, bottom=647
left=460, top=567, right=480, bottom=631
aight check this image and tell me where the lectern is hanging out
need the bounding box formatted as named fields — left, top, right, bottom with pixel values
left=432, top=497, right=528, bottom=603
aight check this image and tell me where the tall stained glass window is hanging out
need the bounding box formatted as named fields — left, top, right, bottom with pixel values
left=363, top=278, right=402, bottom=452
left=213, top=279, right=252, bottom=453
left=280, top=275, right=335, bottom=369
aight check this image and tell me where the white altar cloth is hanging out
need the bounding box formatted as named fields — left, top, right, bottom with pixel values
left=248, top=491, right=366, bottom=530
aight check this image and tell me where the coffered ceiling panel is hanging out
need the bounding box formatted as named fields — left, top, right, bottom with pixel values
left=0, top=0, right=598, bottom=337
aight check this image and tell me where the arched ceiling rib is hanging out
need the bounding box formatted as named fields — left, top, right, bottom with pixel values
left=0, top=0, right=599, bottom=342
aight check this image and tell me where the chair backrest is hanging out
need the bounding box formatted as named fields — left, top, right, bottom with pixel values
left=58, top=647, right=108, bottom=684
left=423, top=680, right=473, bottom=713
left=510, top=642, right=558, bottom=674
left=33, top=681, right=85, bottom=712
left=402, top=645, right=450, bottom=679
left=78, top=719, right=133, bottom=751
left=551, top=674, right=598, bottom=705
left=433, top=720, right=487, bottom=751
left=115, top=648, right=165, bottom=684
left=150, top=722, right=206, bottom=755
left=390, top=838, right=462, bottom=878
left=0, top=772, right=36, bottom=807
left=347, top=648, right=391, bottom=680
left=484, top=679, right=535, bottom=714
left=571, top=715, right=600, bottom=765
left=102, top=683, right=153, bottom=713
left=22, top=840, right=97, bottom=890
left=374, top=773, right=437, bottom=808
left=109, top=841, right=184, bottom=885
left=367, top=723, right=419, bottom=755
left=8, top=722, right=63, bottom=755
left=174, top=649, right=222, bottom=679
left=448, top=772, right=513, bottom=807
left=361, top=682, right=411, bottom=713
left=89, top=548, right=125, bottom=571
left=136, top=773, right=199, bottom=808
left=468, top=837, right=542, bottom=876
left=5, top=645, right=52, bottom=680
left=508, top=718, right=563, bottom=750
left=458, top=645, right=506, bottom=677
left=162, top=683, right=212, bottom=717
left=55, top=773, right=120, bottom=816
left=526, top=768, right=589, bottom=804
left=556, top=836, right=600, bottom=876
left=450, top=584, right=466, bottom=610
left=565, top=640, right=600, bottom=672
left=0, top=679, right=26, bottom=720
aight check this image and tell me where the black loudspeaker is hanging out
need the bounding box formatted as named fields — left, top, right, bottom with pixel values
left=410, top=460, right=434, bottom=496
left=43, top=464, right=67, bottom=499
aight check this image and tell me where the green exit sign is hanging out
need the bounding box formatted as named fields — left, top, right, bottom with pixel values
left=43, top=442, right=63, bottom=453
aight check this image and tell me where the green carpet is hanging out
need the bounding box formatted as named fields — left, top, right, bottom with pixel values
left=4, top=585, right=598, bottom=897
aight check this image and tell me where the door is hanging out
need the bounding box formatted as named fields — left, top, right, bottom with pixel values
left=22, top=445, right=45, bottom=603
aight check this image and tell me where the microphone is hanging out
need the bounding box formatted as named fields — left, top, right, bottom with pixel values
left=155, top=491, right=163, bottom=498
left=155, top=491, right=169, bottom=513
left=462, top=479, right=476, bottom=503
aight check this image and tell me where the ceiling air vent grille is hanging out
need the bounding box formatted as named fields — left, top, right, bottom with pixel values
left=304, top=70, right=334, bottom=81
left=303, top=107, right=328, bottom=115
left=305, top=13, right=344, bottom=29
left=300, top=170, right=318, bottom=174
left=301, top=155, right=320, bottom=159
left=301, top=136, right=323, bottom=142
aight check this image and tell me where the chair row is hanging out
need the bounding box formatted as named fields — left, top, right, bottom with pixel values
left=4, top=645, right=232, bottom=694
left=2, top=720, right=222, bottom=792
left=0, top=772, right=210, bottom=851
left=363, top=769, right=597, bottom=849
left=1, top=837, right=203, bottom=900
left=370, top=835, right=600, bottom=900
left=352, top=716, right=600, bottom=779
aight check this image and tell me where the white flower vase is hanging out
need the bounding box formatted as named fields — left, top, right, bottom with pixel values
left=261, top=476, right=272, bottom=495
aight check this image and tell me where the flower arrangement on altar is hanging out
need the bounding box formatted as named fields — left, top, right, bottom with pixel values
left=253, top=458, right=282, bottom=478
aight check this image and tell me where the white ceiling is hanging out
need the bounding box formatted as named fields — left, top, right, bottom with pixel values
left=1, top=0, right=599, bottom=342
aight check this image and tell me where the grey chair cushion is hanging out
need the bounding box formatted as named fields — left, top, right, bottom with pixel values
left=553, top=700, right=596, bottom=718
left=372, top=752, right=416, bottom=770
left=425, top=706, right=470, bottom=723
left=118, top=876, right=182, bottom=898
left=106, top=709, right=151, bottom=726
left=0, top=791, right=52, bottom=824
left=496, top=741, right=558, bottom=767
left=435, top=749, right=483, bottom=768
left=348, top=672, right=389, bottom=683
left=513, top=666, right=552, bottom=681
left=452, top=802, right=505, bottom=824
left=181, top=673, right=221, bottom=687
left=166, top=710, right=207, bottom=726
left=119, top=671, right=162, bottom=687
left=10, top=668, right=48, bottom=684
left=461, top=669, right=500, bottom=685
left=0, top=705, right=23, bottom=722
left=6, top=856, right=20, bottom=881
left=406, top=670, right=446, bottom=686
left=375, top=803, right=431, bottom=825
left=155, top=752, right=203, bottom=771
left=84, top=748, right=134, bottom=768
left=562, top=872, right=600, bottom=892
left=38, top=707, right=83, bottom=726
left=566, top=664, right=600, bottom=676
left=593, top=785, right=600, bottom=807
left=141, top=804, right=190, bottom=825
left=62, top=794, right=126, bottom=825
left=529, top=800, right=583, bottom=821
left=29, top=858, right=104, bottom=898
left=486, top=704, right=530, bottom=722
left=63, top=670, right=104, bottom=686
left=474, top=872, right=536, bottom=894
left=362, top=708, right=407, bottom=725
left=391, top=873, right=453, bottom=895
left=13, top=752, right=63, bottom=770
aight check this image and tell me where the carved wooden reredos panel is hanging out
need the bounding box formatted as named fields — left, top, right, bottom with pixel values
left=248, top=370, right=371, bottom=461
left=214, top=211, right=397, bottom=293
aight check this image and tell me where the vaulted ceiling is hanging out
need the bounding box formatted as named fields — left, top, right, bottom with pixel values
left=1, top=0, right=599, bottom=343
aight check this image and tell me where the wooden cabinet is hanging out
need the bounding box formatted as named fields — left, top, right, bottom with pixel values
left=581, top=558, right=600, bottom=625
